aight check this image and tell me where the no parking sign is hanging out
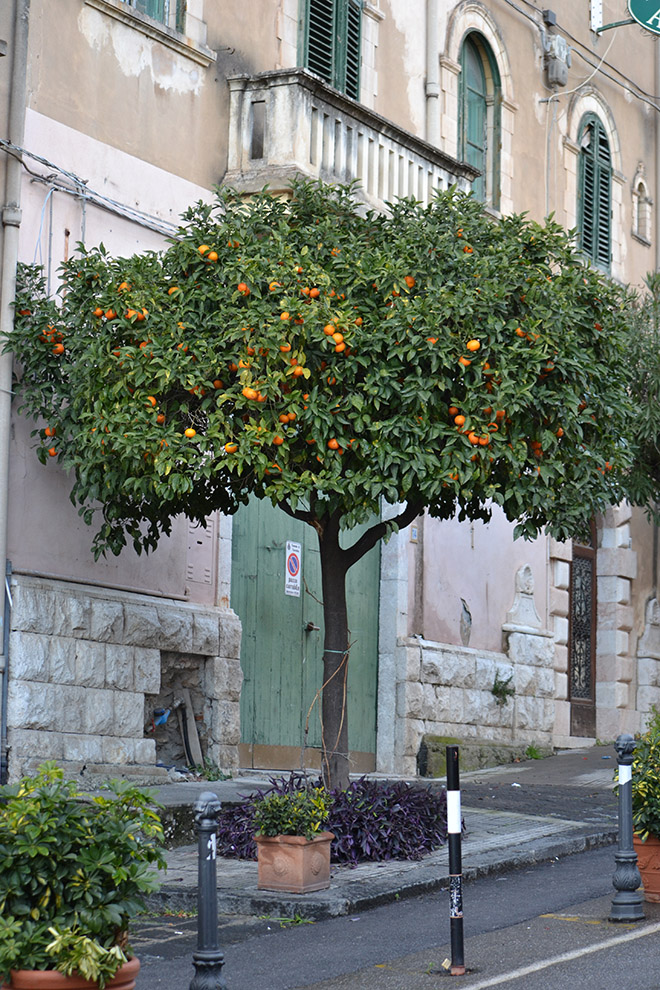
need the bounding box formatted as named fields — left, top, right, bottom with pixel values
left=285, top=541, right=302, bottom=597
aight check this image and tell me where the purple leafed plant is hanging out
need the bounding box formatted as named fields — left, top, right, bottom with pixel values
left=215, top=775, right=449, bottom=867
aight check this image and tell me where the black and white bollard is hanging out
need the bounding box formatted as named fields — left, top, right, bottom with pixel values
left=190, top=791, right=227, bottom=990
left=446, top=745, right=465, bottom=976
left=610, top=733, right=644, bottom=923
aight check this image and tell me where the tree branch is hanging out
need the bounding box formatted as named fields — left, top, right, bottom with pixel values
left=278, top=498, right=315, bottom=525
left=342, top=500, right=425, bottom=571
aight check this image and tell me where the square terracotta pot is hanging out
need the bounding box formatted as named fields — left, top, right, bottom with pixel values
left=255, top=831, right=334, bottom=893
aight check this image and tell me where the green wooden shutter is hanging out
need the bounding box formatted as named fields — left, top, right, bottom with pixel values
left=304, top=0, right=361, bottom=99
left=460, top=37, right=487, bottom=202
left=578, top=116, right=611, bottom=270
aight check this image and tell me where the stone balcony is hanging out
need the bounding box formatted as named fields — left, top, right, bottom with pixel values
left=224, top=68, right=477, bottom=210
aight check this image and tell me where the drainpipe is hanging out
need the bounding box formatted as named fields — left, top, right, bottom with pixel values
left=426, top=0, right=440, bottom=147
left=0, top=0, right=30, bottom=784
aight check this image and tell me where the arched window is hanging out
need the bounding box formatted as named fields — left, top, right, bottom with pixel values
left=577, top=114, right=612, bottom=269
left=458, top=33, right=501, bottom=209
left=303, top=0, right=362, bottom=101
left=632, top=167, right=652, bottom=245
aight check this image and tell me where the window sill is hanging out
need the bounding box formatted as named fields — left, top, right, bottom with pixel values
left=632, top=232, right=652, bottom=248
left=84, top=0, right=216, bottom=66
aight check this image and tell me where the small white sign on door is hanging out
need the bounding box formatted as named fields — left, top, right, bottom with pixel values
left=285, top=541, right=302, bottom=597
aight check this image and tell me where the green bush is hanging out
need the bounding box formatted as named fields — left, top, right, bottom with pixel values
left=631, top=707, right=660, bottom=842
left=252, top=786, right=330, bottom=841
left=0, top=763, right=166, bottom=987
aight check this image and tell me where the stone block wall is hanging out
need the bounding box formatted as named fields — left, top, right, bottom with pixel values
left=6, top=575, right=243, bottom=782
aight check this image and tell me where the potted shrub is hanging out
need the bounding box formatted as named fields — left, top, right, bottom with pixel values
left=0, top=763, right=166, bottom=989
left=631, top=707, right=660, bottom=901
left=253, top=785, right=333, bottom=894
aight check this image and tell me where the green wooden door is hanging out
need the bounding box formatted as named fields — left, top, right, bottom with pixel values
left=231, top=498, right=379, bottom=772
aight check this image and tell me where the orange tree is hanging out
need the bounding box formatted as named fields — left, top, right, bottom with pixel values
left=11, top=179, right=644, bottom=788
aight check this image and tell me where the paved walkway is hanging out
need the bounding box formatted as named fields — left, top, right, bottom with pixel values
left=147, top=746, right=620, bottom=920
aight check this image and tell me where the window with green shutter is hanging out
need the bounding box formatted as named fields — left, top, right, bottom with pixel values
left=458, top=33, right=501, bottom=209
left=128, top=0, right=185, bottom=32
left=578, top=114, right=611, bottom=270
left=303, top=0, right=362, bottom=100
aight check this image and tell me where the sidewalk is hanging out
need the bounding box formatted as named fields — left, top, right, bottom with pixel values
left=147, top=746, right=620, bottom=920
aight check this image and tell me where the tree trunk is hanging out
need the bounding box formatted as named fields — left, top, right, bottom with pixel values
left=317, top=513, right=350, bottom=791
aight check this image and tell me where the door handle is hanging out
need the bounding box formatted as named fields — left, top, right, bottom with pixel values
left=304, top=621, right=320, bottom=632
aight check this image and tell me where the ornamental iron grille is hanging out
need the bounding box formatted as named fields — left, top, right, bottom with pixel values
left=569, top=527, right=597, bottom=737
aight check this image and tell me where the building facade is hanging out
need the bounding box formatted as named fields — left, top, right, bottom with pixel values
left=0, top=0, right=658, bottom=782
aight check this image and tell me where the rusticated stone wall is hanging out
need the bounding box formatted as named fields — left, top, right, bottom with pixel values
left=6, top=575, right=242, bottom=782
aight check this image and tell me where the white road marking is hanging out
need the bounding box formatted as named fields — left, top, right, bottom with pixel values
left=463, top=920, right=660, bottom=989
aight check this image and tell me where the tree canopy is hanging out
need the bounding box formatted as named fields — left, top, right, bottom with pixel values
left=12, top=180, right=641, bottom=556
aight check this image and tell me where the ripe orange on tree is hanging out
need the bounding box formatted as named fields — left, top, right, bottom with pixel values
left=273, top=435, right=284, bottom=446
left=404, top=275, right=416, bottom=288
left=198, top=244, right=210, bottom=255
left=47, top=447, right=57, bottom=457
left=207, top=251, right=218, bottom=262
left=466, top=339, right=481, bottom=352
left=328, top=438, right=340, bottom=450
left=184, top=427, right=196, bottom=438
left=224, top=442, right=238, bottom=454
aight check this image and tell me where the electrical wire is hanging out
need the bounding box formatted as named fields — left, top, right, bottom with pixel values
left=0, top=138, right=180, bottom=238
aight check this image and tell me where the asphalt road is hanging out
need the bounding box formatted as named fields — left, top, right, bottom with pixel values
left=132, top=845, right=643, bottom=989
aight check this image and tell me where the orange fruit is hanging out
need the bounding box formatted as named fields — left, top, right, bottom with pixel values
left=328, top=438, right=340, bottom=450
left=146, top=396, right=157, bottom=407
left=279, top=342, right=292, bottom=352
left=156, top=413, right=165, bottom=425
left=467, top=431, right=480, bottom=445
left=466, top=339, right=481, bottom=352
left=184, top=427, right=196, bottom=438
left=293, top=365, right=304, bottom=377
left=242, top=387, right=258, bottom=400
left=269, top=281, right=282, bottom=291
left=454, top=414, right=466, bottom=427
left=93, top=307, right=103, bottom=317
left=118, top=281, right=130, bottom=291
left=309, top=287, right=320, bottom=298
left=168, top=286, right=179, bottom=295
left=213, top=379, right=223, bottom=389
left=45, top=426, right=55, bottom=437
left=273, top=435, right=284, bottom=446
left=105, top=309, right=116, bottom=320
left=335, top=342, right=346, bottom=353
left=463, top=245, right=473, bottom=254
left=332, top=332, right=344, bottom=344
left=224, top=442, right=238, bottom=454
left=404, top=275, right=416, bottom=288
left=448, top=407, right=458, bottom=416
left=427, top=337, right=438, bottom=344
left=237, top=282, right=249, bottom=295
left=458, top=356, right=471, bottom=366
left=207, top=251, right=218, bottom=262
left=278, top=413, right=289, bottom=424
left=47, top=447, right=57, bottom=457
left=238, top=359, right=250, bottom=369
left=198, top=244, right=210, bottom=255
left=280, top=312, right=290, bottom=321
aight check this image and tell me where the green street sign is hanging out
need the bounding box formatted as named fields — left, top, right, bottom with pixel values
left=628, top=0, right=660, bottom=34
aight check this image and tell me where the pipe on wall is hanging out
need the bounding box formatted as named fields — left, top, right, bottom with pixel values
left=426, top=0, right=440, bottom=148
left=0, top=0, right=30, bottom=783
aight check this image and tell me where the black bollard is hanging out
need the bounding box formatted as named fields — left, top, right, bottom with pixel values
left=446, top=745, right=465, bottom=976
left=190, top=791, right=227, bottom=990
left=610, top=733, right=645, bottom=922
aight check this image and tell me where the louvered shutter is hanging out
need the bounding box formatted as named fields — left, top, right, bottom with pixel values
left=578, top=116, right=611, bottom=269
left=307, top=0, right=335, bottom=88
left=345, top=0, right=361, bottom=100
left=305, top=0, right=361, bottom=99
left=133, top=0, right=167, bottom=23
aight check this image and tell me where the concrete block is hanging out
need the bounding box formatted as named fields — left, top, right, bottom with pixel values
left=75, top=640, right=106, bottom=688
left=210, top=700, right=241, bottom=746
left=402, top=680, right=424, bottom=718
left=638, top=656, right=660, bottom=688
left=553, top=560, right=570, bottom=590
left=123, top=604, right=161, bottom=647
left=113, top=692, right=145, bottom=737
left=58, top=594, right=91, bottom=639
left=8, top=727, right=64, bottom=760
left=553, top=644, right=568, bottom=673
left=8, top=681, right=59, bottom=730
left=105, top=644, right=135, bottom=691
left=90, top=600, right=125, bottom=643
left=49, top=638, right=77, bottom=685
left=554, top=615, right=569, bottom=646
left=514, top=695, right=546, bottom=730
left=597, top=548, right=637, bottom=580
left=62, top=733, right=104, bottom=763
left=550, top=587, right=569, bottom=617
left=553, top=700, right=570, bottom=737
left=102, top=736, right=134, bottom=764
left=134, top=648, right=161, bottom=694
left=403, top=717, right=424, bottom=757
left=9, top=632, right=50, bottom=681
left=134, top=738, right=157, bottom=764
left=11, top=583, right=57, bottom=633
left=404, top=645, right=422, bottom=681
left=507, top=631, right=554, bottom=667
left=554, top=671, right=568, bottom=700
left=549, top=538, right=572, bottom=561
left=193, top=613, right=220, bottom=655
left=217, top=611, right=242, bottom=659
left=81, top=688, right=116, bottom=735
left=154, top=606, right=193, bottom=651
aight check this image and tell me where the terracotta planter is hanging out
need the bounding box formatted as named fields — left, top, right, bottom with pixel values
left=634, top=833, right=660, bottom=902
left=2, top=957, right=140, bottom=990
left=255, top=831, right=334, bottom=893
